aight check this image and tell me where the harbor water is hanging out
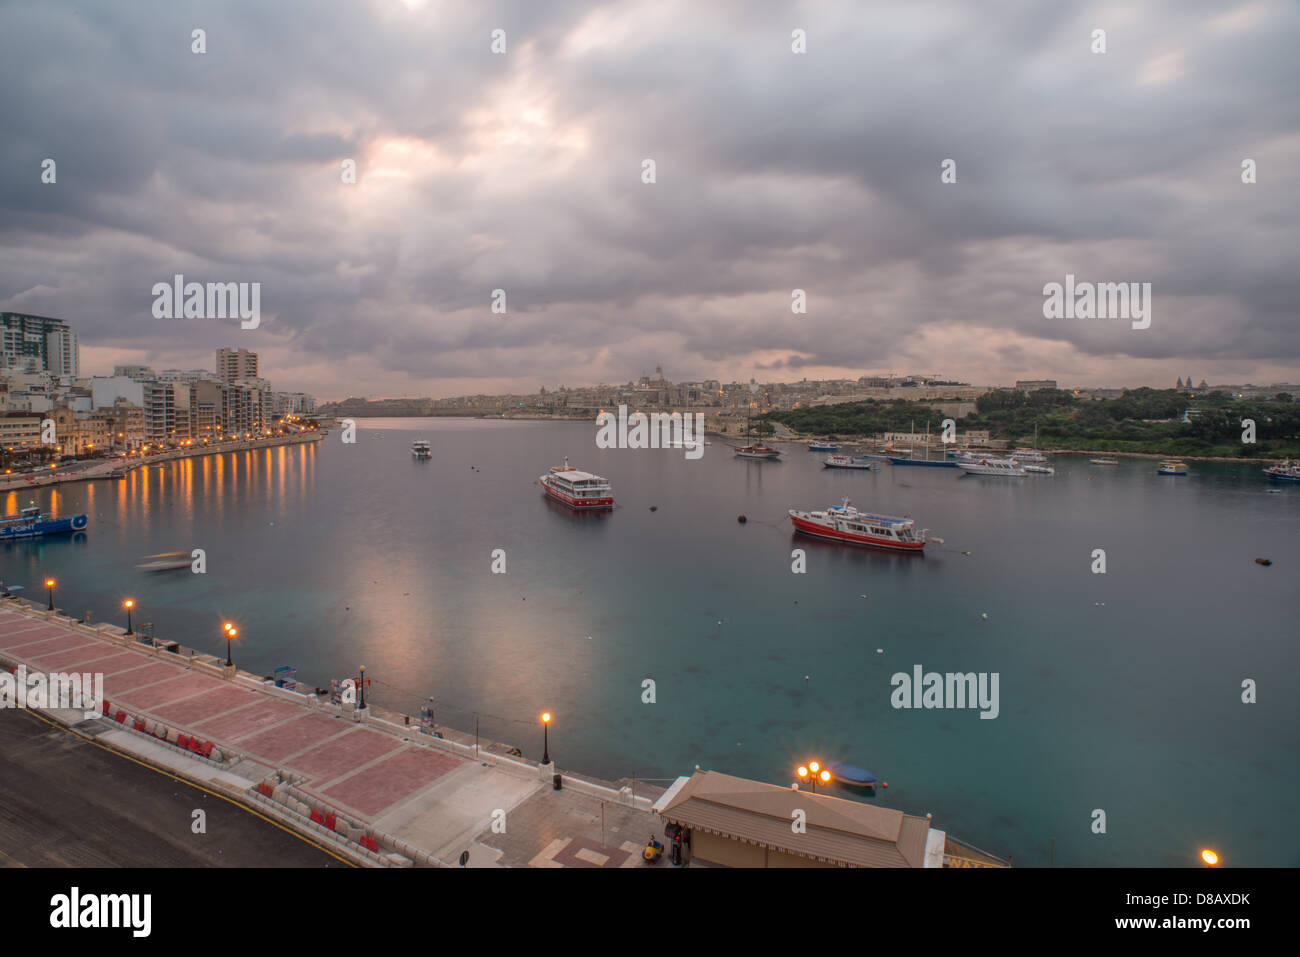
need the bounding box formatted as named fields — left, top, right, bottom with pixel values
left=3, top=417, right=1297, bottom=866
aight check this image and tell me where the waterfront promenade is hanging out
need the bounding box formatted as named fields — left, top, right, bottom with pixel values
left=0, top=430, right=323, bottom=494
left=0, top=599, right=660, bottom=868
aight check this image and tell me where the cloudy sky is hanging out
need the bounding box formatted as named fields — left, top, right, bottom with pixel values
left=1, top=0, right=1296, bottom=399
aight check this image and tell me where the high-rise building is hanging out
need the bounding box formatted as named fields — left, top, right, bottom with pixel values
left=45, top=328, right=79, bottom=377
left=216, top=347, right=258, bottom=383
left=1, top=313, right=74, bottom=372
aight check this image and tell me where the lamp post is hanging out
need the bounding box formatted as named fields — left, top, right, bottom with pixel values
left=358, top=665, right=366, bottom=709
left=223, top=622, right=237, bottom=667
left=796, top=759, right=831, bottom=794
left=45, top=578, right=55, bottom=611
left=1201, top=848, right=1220, bottom=867
left=124, top=599, right=134, bottom=635
left=541, top=711, right=552, bottom=765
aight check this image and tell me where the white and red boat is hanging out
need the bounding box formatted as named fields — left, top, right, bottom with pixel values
left=788, top=498, right=927, bottom=551
left=539, top=459, right=614, bottom=509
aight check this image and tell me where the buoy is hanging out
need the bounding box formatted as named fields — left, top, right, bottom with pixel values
left=649, top=505, right=657, bottom=511
left=881, top=782, right=888, bottom=788
left=860, top=594, right=869, bottom=599
left=737, top=515, right=747, bottom=523
left=1255, top=558, right=1272, bottom=566
left=980, top=612, right=988, bottom=620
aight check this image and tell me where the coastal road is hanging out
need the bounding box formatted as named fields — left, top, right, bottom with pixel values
left=0, top=709, right=347, bottom=868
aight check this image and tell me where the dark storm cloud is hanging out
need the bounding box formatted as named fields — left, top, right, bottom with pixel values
left=0, top=0, right=1296, bottom=395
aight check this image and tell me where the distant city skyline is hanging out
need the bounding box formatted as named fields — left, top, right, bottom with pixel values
left=3, top=1, right=1297, bottom=400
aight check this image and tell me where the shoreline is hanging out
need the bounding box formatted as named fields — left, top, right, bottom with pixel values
left=1, top=431, right=323, bottom=494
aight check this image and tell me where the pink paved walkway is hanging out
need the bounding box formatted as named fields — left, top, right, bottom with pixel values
left=0, top=605, right=462, bottom=822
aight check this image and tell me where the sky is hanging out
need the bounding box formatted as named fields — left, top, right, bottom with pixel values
left=1, top=0, right=1297, bottom=400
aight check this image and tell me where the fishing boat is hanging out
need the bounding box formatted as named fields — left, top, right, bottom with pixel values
left=730, top=418, right=782, bottom=460
left=823, top=454, right=878, bottom=470
left=539, top=459, right=614, bottom=509
left=828, top=761, right=877, bottom=790
left=1090, top=457, right=1119, bottom=466
left=788, top=498, right=927, bottom=551
left=957, top=456, right=1026, bottom=476
left=1262, top=459, right=1300, bottom=483
left=0, top=504, right=88, bottom=541
left=1157, top=460, right=1188, bottom=475
left=808, top=441, right=840, bottom=452
left=135, top=550, right=192, bottom=571
left=411, top=440, right=432, bottom=459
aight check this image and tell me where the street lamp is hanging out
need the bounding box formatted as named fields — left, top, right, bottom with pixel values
left=223, top=622, right=237, bottom=667
left=541, top=711, right=552, bottom=765
left=358, top=665, right=366, bottom=709
left=1201, top=848, right=1220, bottom=867
left=796, top=759, right=831, bottom=794
left=124, top=599, right=134, bottom=635
left=45, top=578, right=55, bottom=611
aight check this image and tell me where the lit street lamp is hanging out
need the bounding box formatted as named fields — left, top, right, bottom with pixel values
left=541, top=711, right=552, bottom=765
left=796, top=759, right=831, bottom=794
left=223, top=622, right=237, bottom=667
left=45, top=578, right=55, bottom=611
left=124, top=599, right=134, bottom=635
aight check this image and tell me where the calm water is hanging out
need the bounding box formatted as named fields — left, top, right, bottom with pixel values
left=4, top=418, right=1298, bottom=866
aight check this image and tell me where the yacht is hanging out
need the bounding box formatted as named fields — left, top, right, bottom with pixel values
left=823, top=454, right=878, bottom=470
left=788, top=498, right=927, bottom=551
left=956, top=456, right=1026, bottom=476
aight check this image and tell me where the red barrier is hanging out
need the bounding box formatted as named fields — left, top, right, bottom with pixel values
left=102, top=700, right=111, bottom=715
left=324, top=813, right=336, bottom=831
left=133, top=720, right=145, bottom=732
left=199, top=741, right=214, bottom=758
left=360, top=836, right=379, bottom=853
left=114, top=710, right=127, bottom=723
left=310, top=809, right=325, bottom=825
left=177, top=734, right=190, bottom=749
left=256, top=781, right=274, bottom=797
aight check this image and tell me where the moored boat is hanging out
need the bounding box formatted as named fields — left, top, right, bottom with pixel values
left=1157, top=460, right=1188, bottom=475
left=957, top=456, right=1026, bottom=476
left=1022, top=464, right=1055, bottom=475
left=1262, top=459, right=1300, bottom=482
left=828, top=761, right=877, bottom=790
left=788, top=498, right=927, bottom=551
left=539, top=459, right=614, bottom=509
left=823, top=454, right=878, bottom=470
left=411, top=440, right=432, bottom=459
left=808, top=441, right=840, bottom=452
left=1090, top=457, right=1119, bottom=465
left=0, top=504, right=88, bottom=541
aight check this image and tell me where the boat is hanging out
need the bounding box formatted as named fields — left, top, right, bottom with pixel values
left=957, top=456, right=1026, bottom=476
left=1262, top=459, right=1300, bottom=483
left=788, top=498, right=927, bottom=551
left=411, top=440, right=432, bottom=459
left=135, top=550, right=192, bottom=571
left=888, top=421, right=959, bottom=467
left=808, top=441, right=840, bottom=452
left=730, top=419, right=782, bottom=460
left=1157, top=460, right=1188, bottom=475
left=823, top=454, right=878, bottom=470
left=0, top=504, right=89, bottom=541
left=1010, top=449, right=1049, bottom=465
left=828, top=761, right=877, bottom=790
left=1022, top=464, right=1055, bottom=475
left=1090, top=457, right=1119, bottom=465
left=539, top=459, right=614, bottom=509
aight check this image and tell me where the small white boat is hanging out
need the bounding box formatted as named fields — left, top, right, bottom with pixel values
left=1022, top=464, right=1055, bottom=475
left=411, top=440, right=432, bottom=459
left=823, top=454, right=878, bottom=470
left=1157, top=460, right=1188, bottom=475
left=1090, top=457, right=1119, bottom=465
